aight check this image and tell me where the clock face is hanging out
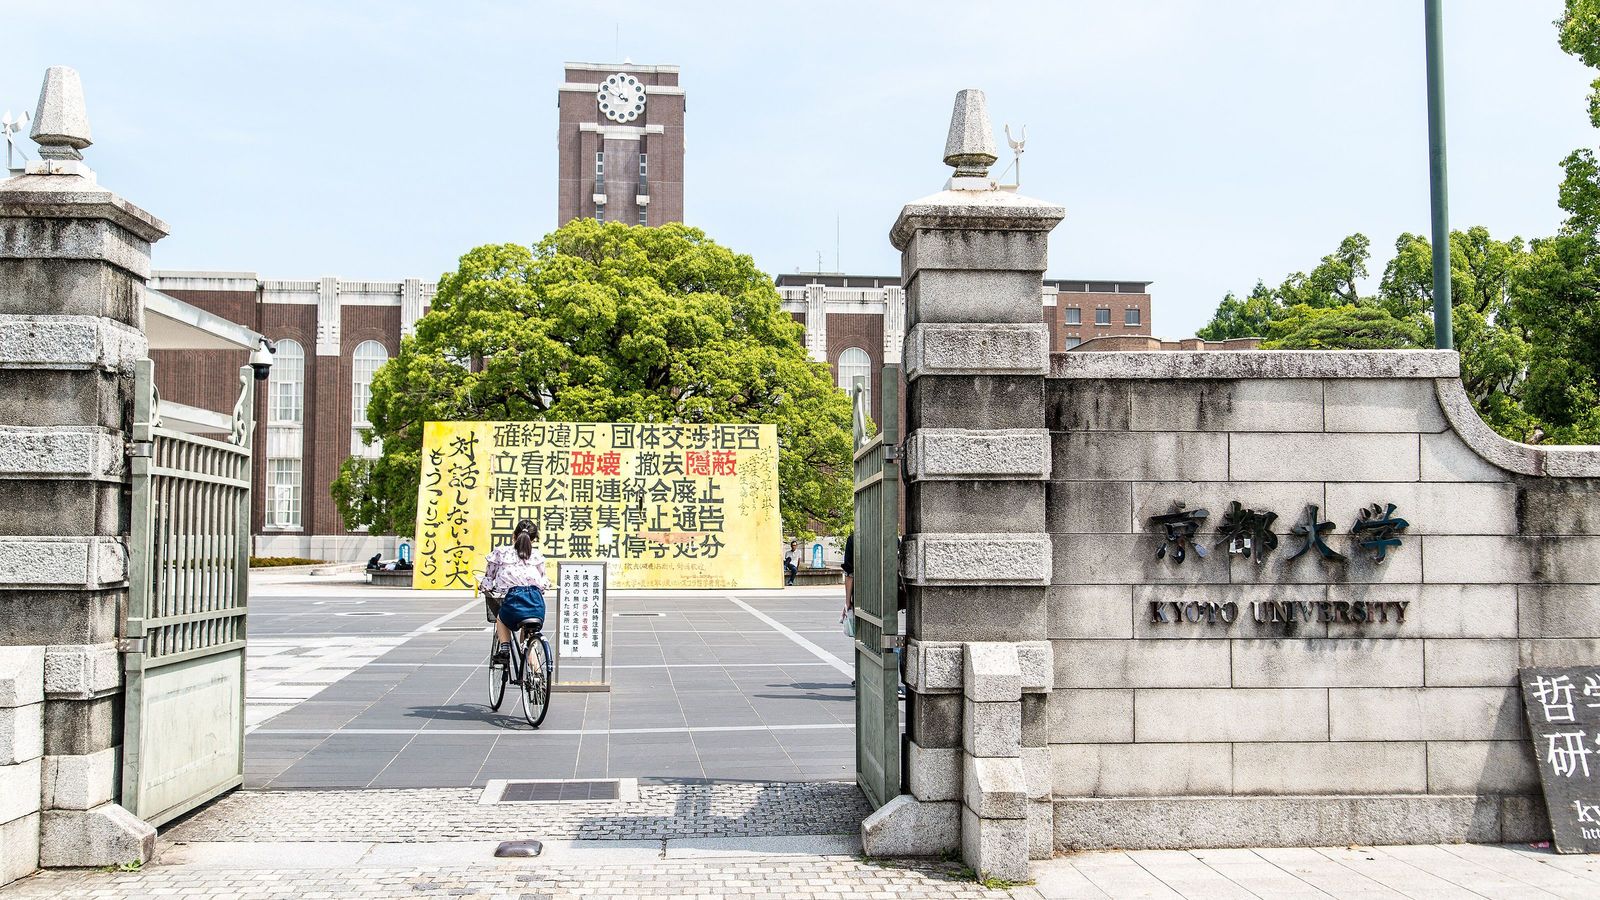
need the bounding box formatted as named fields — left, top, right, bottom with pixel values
left=598, top=73, right=646, bottom=124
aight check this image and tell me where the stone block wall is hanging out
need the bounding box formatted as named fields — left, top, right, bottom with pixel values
left=0, top=169, right=167, bottom=881
left=1043, top=350, right=1600, bottom=850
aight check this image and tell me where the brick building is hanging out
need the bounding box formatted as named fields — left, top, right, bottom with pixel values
left=557, top=62, right=685, bottom=226
left=148, top=273, right=433, bottom=560
left=775, top=274, right=1153, bottom=413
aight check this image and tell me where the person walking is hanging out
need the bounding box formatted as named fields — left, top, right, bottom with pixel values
left=783, top=540, right=800, bottom=586
left=479, top=519, right=551, bottom=665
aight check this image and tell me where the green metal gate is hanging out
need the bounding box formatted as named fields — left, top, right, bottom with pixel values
left=121, top=359, right=254, bottom=825
left=853, top=367, right=902, bottom=809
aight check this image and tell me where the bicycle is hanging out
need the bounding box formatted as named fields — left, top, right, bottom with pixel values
left=482, top=588, right=553, bottom=728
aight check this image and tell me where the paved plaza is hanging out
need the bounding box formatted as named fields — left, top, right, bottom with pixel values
left=243, top=570, right=860, bottom=787
left=8, top=836, right=1600, bottom=898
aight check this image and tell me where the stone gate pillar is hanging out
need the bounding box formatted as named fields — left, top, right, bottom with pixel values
left=0, top=66, right=167, bottom=881
left=883, top=90, right=1063, bottom=881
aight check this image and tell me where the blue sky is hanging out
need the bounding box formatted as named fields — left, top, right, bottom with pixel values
left=5, top=1, right=1597, bottom=337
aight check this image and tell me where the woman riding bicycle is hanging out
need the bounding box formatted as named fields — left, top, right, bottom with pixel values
left=479, top=518, right=551, bottom=664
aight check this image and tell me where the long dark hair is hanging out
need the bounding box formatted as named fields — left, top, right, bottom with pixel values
left=513, top=518, right=538, bottom=561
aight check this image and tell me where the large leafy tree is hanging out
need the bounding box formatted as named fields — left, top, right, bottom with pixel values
left=1196, top=229, right=1541, bottom=441
left=332, top=220, right=854, bottom=537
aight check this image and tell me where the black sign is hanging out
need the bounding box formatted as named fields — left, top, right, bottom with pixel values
left=1519, top=666, right=1600, bottom=853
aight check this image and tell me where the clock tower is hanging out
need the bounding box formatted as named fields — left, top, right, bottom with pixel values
left=557, top=62, right=685, bottom=227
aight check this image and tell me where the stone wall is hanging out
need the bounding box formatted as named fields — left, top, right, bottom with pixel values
left=0, top=109, right=167, bottom=880
left=1041, top=350, right=1600, bottom=849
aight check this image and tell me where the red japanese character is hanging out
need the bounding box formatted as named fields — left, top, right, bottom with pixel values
left=686, top=451, right=711, bottom=476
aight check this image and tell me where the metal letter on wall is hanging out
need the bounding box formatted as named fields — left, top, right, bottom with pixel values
left=121, top=359, right=254, bottom=825
left=853, top=367, right=902, bottom=809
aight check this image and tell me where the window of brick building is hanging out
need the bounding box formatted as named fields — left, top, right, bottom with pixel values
left=837, top=347, right=871, bottom=410
left=639, top=153, right=648, bottom=191
left=638, top=208, right=648, bottom=227
left=266, top=458, right=301, bottom=529
left=1095, top=308, right=1111, bottom=326
left=595, top=151, right=604, bottom=180
left=351, top=341, right=388, bottom=459
left=1064, top=307, right=1081, bottom=325
left=269, top=339, right=303, bottom=423
left=1125, top=308, right=1141, bottom=326
left=1065, top=336, right=1082, bottom=349
left=266, top=339, right=304, bottom=529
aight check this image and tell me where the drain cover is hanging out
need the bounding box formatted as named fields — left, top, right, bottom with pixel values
left=494, top=839, right=543, bottom=858
left=437, top=625, right=486, bottom=632
left=615, top=612, right=664, bottom=618
left=480, top=778, right=637, bottom=804
left=502, top=780, right=618, bottom=802
left=336, top=611, right=392, bottom=617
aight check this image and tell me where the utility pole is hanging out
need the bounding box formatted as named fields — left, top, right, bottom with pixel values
left=1425, top=0, right=1453, bottom=349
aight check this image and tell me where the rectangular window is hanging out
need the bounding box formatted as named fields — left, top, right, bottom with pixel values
left=1125, top=307, right=1141, bottom=326
left=266, top=457, right=301, bottom=528
left=1064, top=307, right=1081, bottom=325
left=638, top=208, right=648, bottom=227
left=639, top=153, right=648, bottom=191
left=1064, top=336, right=1083, bottom=349
left=1095, top=308, right=1111, bottom=326
left=595, top=203, right=605, bottom=223
left=595, top=151, right=604, bottom=180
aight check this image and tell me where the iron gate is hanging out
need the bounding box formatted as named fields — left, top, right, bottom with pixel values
left=853, top=366, right=902, bottom=809
left=121, top=359, right=254, bottom=825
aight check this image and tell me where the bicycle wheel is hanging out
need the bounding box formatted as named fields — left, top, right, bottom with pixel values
left=486, top=632, right=507, bottom=711
left=519, top=631, right=551, bottom=728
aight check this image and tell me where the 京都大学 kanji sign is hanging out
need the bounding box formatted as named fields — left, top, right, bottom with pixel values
left=414, top=422, right=781, bottom=590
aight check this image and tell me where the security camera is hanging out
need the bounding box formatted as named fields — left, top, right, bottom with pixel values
left=249, top=338, right=276, bottom=381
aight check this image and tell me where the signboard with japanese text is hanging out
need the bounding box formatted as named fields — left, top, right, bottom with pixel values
left=414, top=421, right=781, bottom=590
left=558, top=561, right=605, bottom=659
left=1520, top=666, right=1600, bottom=853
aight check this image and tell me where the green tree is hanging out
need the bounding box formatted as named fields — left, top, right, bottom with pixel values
left=1260, top=304, right=1428, bottom=350
left=1195, top=281, right=1278, bottom=340
left=332, top=220, right=855, bottom=537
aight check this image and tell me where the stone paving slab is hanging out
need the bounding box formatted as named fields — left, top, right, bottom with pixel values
left=163, top=782, right=873, bottom=843
left=5, top=857, right=1006, bottom=899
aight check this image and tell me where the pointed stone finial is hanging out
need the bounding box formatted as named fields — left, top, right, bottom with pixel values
left=943, top=89, right=997, bottom=179
left=30, top=66, right=92, bottom=162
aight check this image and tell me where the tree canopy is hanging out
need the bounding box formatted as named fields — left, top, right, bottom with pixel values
left=332, top=220, right=854, bottom=538
left=1191, top=3, right=1600, bottom=446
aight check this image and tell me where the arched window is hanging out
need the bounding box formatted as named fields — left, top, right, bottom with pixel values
left=837, top=347, right=872, bottom=410
left=352, top=341, right=388, bottom=426
left=268, top=339, right=303, bottom=423
left=265, top=339, right=304, bottom=528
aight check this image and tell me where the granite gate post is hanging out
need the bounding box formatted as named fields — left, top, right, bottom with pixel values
left=859, top=89, right=1063, bottom=882
left=0, top=66, right=167, bottom=882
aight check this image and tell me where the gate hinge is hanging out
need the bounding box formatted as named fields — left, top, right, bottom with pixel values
left=881, top=634, right=905, bottom=651
left=883, top=442, right=901, bottom=462
left=127, top=441, right=154, bottom=458
left=119, top=636, right=144, bottom=653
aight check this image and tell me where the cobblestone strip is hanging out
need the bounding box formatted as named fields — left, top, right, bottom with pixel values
left=6, top=858, right=1009, bottom=900
left=164, top=782, right=873, bottom=843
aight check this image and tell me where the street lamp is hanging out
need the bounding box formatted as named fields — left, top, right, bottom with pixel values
left=1425, top=0, right=1453, bottom=350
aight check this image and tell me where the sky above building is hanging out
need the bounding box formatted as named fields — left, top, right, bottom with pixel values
left=5, top=1, right=1597, bottom=337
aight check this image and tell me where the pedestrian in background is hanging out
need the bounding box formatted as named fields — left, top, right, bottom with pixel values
left=783, top=540, right=799, bottom=586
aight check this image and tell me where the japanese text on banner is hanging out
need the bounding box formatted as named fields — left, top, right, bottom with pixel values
left=414, top=422, right=781, bottom=590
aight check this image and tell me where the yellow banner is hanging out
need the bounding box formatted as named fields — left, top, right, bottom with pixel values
left=415, top=422, right=782, bottom=590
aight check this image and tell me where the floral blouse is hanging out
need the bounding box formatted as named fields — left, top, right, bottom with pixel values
left=480, top=545, right=551, bottom=594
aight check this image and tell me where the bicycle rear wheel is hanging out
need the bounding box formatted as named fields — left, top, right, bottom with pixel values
left=487, top=632, right=507, bottom=711
left=519, top=632, right=551, bottom=728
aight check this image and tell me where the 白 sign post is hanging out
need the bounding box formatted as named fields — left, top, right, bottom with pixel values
left=1519, top=666, right=1600, bottom=853
left=553, top=560, right=609, bottom=692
